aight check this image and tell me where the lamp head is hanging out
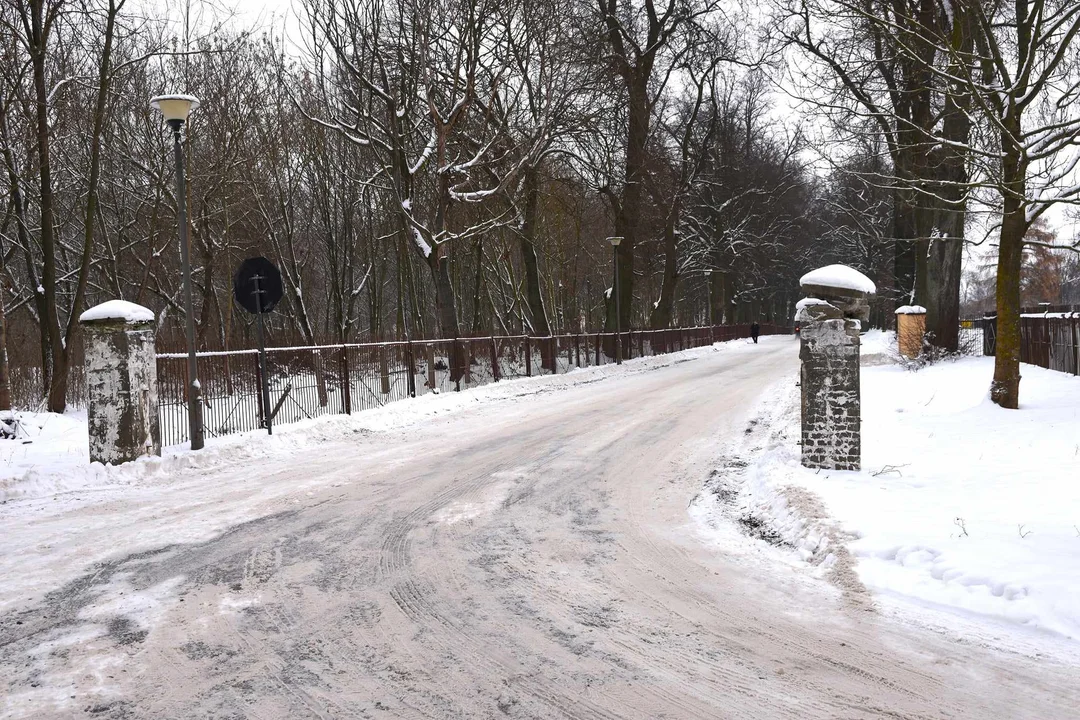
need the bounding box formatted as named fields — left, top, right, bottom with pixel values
left=150, top=94, right=200, bottom=123
left=607, top=236, right=624, bottom=247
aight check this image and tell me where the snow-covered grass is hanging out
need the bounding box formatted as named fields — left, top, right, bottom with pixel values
left=713, top=332, right=1080, bottom=641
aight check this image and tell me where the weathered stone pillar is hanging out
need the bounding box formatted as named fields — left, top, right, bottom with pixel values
left=79, top=300, right=161, bottom=464
left=795, top=265, right=875, bottom=471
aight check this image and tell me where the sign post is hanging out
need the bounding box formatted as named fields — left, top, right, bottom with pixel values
left=234, top=257, right=284, bottom=435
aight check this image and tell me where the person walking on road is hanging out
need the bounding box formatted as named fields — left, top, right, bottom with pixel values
left=750, top=322, right=760, bottom=344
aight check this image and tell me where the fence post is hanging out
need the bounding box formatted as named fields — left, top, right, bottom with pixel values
left=639, top=331, right=644, bottom=357
left=1044, top=315, right=1052, bottom=369
left=462, top=339, right=472, bottom=386
left=253, top=351, right=265, bottom=429
left=595, top=333, right=601, bottom=365
left=525, top=336, right=532, bottom=377
left=491, top=337, right=500, bottom=382
left=340, top=345, right=352, bottom=414
left=461, top=339, right=471, bottom=386
left=406, top=341, right=417, bottom=397
left=550, top=338, right=557, bottom=374
left=626, top=330, right=632, bottom=360
left=575, top=334, right=581, bottom=367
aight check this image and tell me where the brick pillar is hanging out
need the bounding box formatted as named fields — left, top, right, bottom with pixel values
left=796, top=265, right=875, bottom=471
left=797, top=302, right=862, bottom=470
left=80, top=300, right=161, bottom=465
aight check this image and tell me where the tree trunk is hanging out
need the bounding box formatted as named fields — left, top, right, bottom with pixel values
left=61, top=0, right=120, bottom=411
left=519, top=167, right=550, bottom=337
left=892, top=192, right=917, bottom=309
left=0, top=287, right=10, bottom=412
left=28, top=0, right=65, bottom=413
left=0, top=94, right=49, bottom=405
left=649, top=213, right=679, bottom=329
left=708, top=271, right=722, bottom=326
left=430, top=253, right=464, bottom=381
left=924, top=7, right=973, bottom=354
left=717, top=271, right=731, bottom=324
left=605, top=78, right=648, bottom=336
left=470, top=238, right=484, bottom=337
left=991, top=147, right=1027, bottom=409
left=925, top=229, right=963, bottom=351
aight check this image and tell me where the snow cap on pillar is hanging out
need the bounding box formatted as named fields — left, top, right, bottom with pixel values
left=799, top=264, right=876, bottom=296
left=79, top=300, right=156, bottom=326
left=798, top=264, right=874, bottom=325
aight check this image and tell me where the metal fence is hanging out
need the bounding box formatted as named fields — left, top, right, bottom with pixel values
left=967, top=313, right=1080, bottom=376
left=156, top=323, right=790, bottom=446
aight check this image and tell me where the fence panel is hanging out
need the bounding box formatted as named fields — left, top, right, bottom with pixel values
left=156, top=350, right=261, bottom=447
left=963, top=315, right=1078, bottom=378
left=1021, top=314, right=1079, bottom=376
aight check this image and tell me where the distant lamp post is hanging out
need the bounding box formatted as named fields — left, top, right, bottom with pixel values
left=706, top=269, right=714, bottom=326
left=607, top=236, right=624, bottom=365
left=151, top=94, right=203, bottom=450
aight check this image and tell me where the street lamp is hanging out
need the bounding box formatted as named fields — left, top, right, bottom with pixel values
left=706, top=269, right=714, bottom=327
left=607, top=236, right=623, bottom=365
left=151, top=94, right=204, bottom=450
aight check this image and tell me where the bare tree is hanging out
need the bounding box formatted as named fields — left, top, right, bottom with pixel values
left=930, top=0, right=1080, bottom=407
left=594, top=0, right=736, bottom=337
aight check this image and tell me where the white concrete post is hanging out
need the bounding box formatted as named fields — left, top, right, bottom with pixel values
left=79, top=300, right=161, bottom=465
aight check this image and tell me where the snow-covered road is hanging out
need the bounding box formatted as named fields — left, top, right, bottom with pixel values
left=2, top=337, right=1078, bottom=718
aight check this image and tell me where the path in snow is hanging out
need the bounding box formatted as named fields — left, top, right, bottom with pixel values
left=2, top=337, right=1078, bottom=718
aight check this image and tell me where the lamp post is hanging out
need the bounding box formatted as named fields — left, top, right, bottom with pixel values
left=706, top=269, right=714, bottom=327
left=151, top=94, right=204, bottom=450
left=607, top=236, right=623, bottom=365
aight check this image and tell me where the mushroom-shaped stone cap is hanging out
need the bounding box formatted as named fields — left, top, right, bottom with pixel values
left=799, top=265, right=876, bottom=297
left=795, top=297, right=843, bottom=324
left=795, top=297, right=831, bottom=311
left=894, top=305, right=927, bottom=315
left=79, top=300, right=155, bottom=326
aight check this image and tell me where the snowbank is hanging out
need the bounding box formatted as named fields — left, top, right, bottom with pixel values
left=0, top=412, right=89, bottom=501
left=799, top=265, right=877, bottom=294
left=858, top=329, right=896, bottom=356
left=711, top=356, right=1080, bottom=640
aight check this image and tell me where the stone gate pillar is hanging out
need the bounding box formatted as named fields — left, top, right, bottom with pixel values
left=79, top=300, right=161, bottom=465
left=795, top=265, right=875, bottom=471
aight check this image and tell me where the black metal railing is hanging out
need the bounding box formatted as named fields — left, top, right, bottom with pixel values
left=156, top=323, right=791, bottom=446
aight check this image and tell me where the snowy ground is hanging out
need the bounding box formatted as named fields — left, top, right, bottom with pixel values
left=697, top=329, right=1080, bottom=644
left=4, top=334, right=1077, bottom=719
left=0, top=337, right=753, bottom=614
